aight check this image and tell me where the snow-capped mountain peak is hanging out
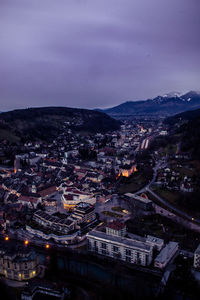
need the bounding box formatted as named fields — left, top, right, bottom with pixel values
left=162, top=91, right=182, bottom=98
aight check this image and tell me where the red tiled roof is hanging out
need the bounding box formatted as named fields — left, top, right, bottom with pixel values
left=38, top=186, right=57, bottom=197
left=107, top=221, right=126, bottom=231
left=18, top=196, right=39, bottom=203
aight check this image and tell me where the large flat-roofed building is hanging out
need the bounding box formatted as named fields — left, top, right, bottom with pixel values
left=27, top=210, right=79, bottom=244
left=72, top=202, right=96, bottom=224
left=33, top=210, right=76, bottom=234
left=154, top=241, right=179, bottom=269
left=194, top=244, right=200, bottom=269
left=87, top=230, right=153, bottom=266
left=124, top=193, right=153, bottom=211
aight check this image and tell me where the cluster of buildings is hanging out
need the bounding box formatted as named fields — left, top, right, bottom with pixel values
left=0, top=122, right=156, bottom=242
left=155, top=167, right=194, bottom=193
left=26, top=202, right=97, bottom=244
left=1, top=117, right=196, bottom=286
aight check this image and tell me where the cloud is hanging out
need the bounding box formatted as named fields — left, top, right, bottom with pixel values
left=0, top=0, right=199, bottom=110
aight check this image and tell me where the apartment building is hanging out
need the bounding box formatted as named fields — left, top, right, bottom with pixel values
left=87, top=229, right=153, bottom=266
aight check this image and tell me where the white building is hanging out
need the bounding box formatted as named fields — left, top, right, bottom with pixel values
left=87, top=229, right=153, bottom=266
left=62, top=190, right=96, bottom=210
left=146, top=235, right=164, bottom=251
left=105, top=221, right=127, bottom=237
left=154, top=241, right=179, bottom=269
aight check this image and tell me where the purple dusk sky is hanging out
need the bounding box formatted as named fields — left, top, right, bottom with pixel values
left=0, top=0, right=200, bottom=111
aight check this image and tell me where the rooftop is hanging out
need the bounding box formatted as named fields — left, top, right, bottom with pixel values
left=106, top=221, right=126, bottom=231
left=154, top=242, right=178, bottom=264
left=146, top=235, right=164, bottom=245
left=125, top=193, right=152, bottom=204
left=87, top=230, right=152, bottom=252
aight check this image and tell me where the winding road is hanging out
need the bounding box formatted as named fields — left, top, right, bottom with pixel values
left=136, top=160, right=200, bottom=231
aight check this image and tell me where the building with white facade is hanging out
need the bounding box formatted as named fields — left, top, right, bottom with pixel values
left=87, top=229, right=153, bottom=266
left=154, top=241, right=179, bottom=269
left=146, top=235, right=164, bottom=251
left=61, top=188, right=96, bottom=210
left=105, top=221, right=127, bottom=237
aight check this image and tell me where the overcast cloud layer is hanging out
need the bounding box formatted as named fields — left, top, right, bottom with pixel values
left=0, top=0, right=200, bottom=111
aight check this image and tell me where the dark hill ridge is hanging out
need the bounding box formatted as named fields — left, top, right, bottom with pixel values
left=165, top=108, right=200, bottom=125
left=150, top=108, right=200, bottom=159
left=100, top=91, right=200, bottom=117
left=165, top=108, right=200, bottom=158
left=0, top=106, right=120, bottom=143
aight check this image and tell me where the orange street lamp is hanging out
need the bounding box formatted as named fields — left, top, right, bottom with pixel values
left=5, top=236, right=9, bottom=241
left=45, top=244, right=50, bottom=249
left=24, top=240, right=29, bottom=245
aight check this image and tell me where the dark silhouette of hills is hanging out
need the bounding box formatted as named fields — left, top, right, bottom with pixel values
left=165, top=108, right=200, bottom=158
left=0, top=106, right=120, bottom=143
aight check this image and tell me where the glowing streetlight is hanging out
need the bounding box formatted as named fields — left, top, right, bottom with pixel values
left=45, top=244, right=50, bottom=249
left=24, top=240, right=29, bottom=245
left=5, top=236, right=9, bottom=241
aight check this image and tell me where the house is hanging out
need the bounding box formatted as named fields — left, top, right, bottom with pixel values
left=18, top=195, right=42, bottom=209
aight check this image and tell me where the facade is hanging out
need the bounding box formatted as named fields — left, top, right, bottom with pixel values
left=146, top=235, right=164, bottom=251
left=193, top=244, right=200, bottom=269
left=105, top=221, right=127, bottom=237
left=18, top=195, right=42, bottom=209
left=154, top=241, right=179, bottom=269
left=71, top=202, right=96, bottom=224
left=125, top=193, right=153, bottom=211
left=43, top=198, right=57, bottom=208
left=62, top=192, right=96, bottom=210
left=119, top=164, right=137, bottom=178
left=87, top=230, right=153, bottom=266
left=0, top=246, right=39, bottom=281
left=26, top=225, right=79, bottom=243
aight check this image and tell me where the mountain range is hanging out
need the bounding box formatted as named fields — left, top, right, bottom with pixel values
left=99, top=91, right=200, bottom=117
